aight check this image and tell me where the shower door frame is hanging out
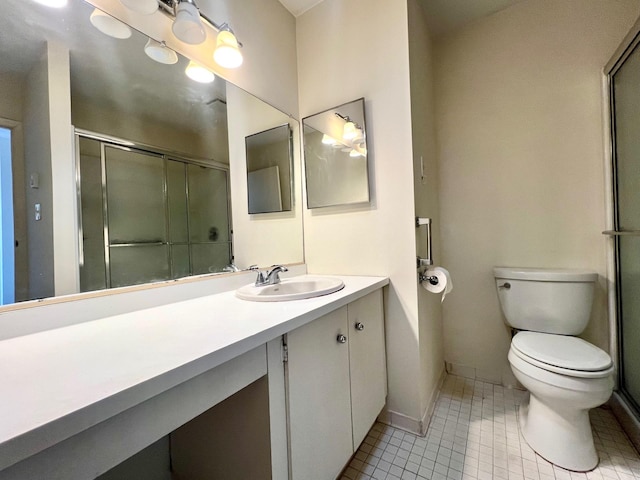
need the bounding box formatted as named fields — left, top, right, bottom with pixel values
left=603, top=16, right=640, bottom=449
left=75, top=128, right=233, bottom=289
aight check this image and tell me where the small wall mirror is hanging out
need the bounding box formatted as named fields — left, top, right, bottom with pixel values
left=302, top=98, right=370, bottom=209
left=245, top=124, right=293, bottom=214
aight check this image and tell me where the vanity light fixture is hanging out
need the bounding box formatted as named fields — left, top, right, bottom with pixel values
left=120, top=0, right=158, bottom=15
left=32, top=0, right=68, bottom=7
left=213, top=26, right=243, bottom=68
left=90, top=8, right=132, bottom=39
left=144, top=39, right=179, bottom=64
left=185, top=60, right=215, bottom=83
left=160, top=0, right=244, bottom=68
left=172, top=0, right=206, bottom=45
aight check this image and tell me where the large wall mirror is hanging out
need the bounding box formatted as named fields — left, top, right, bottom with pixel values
left=302, top=98, right=370, bottom=209
left=0, top=0, right=303, bottom=306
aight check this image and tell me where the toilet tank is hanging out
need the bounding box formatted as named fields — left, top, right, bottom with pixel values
left=493, top=267, right=597, bottom=335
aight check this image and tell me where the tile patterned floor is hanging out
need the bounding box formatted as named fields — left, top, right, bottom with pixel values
left=342, top=375, right=640, bottom=480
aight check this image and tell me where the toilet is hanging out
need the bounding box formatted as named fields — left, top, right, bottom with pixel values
left=493, top=267, right=614, bottom=472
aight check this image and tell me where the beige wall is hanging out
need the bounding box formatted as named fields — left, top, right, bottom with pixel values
left=0, top=73, right=24, bottom=122
left=408, top=0, right=445, bottom=420
left=23, top=46, right=55, bottom=301
left=48, top=42, right=78, bottom=297
left=72, top=100, right=229, bottom=164
left=434, top=0, right=640, bottom=384
left=298, top=0, right=440, bottom=429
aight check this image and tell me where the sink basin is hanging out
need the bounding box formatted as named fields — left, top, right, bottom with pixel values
left=236, top=276, right=345, bottom=302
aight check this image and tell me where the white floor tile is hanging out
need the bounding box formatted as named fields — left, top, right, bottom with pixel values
left=346, top=375, right=640, bottom=480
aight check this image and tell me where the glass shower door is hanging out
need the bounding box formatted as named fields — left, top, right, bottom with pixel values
left=78, top=134, right=232, bottom=290
left=105, top=145, right=170, bottom=287
left=187, top=164, right=231, bottom=274
left=611, top=40, right=640, bottom=414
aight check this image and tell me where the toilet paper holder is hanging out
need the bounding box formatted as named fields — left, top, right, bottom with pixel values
left=419, top=272, right=439, bottom=285
left=416, top=217, right=433, bottom=268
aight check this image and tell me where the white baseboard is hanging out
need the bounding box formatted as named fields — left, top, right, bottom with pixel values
left=379, top=367, right=446, bottom=436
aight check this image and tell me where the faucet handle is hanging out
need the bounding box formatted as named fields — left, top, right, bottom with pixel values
left=254, top=270, right=267, bottom=286
left=269, top=264, right=288, bottom=273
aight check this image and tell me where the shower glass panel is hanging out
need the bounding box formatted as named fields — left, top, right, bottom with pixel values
left=187, top=164, right=231, bottom=274
left=105, top=145, right=170, bottom=286
left=167, top=160, right=188, bottom=243
left=78, top=137, right=107, bottom=292
left=167, top=160, right=189, bottom=278
left=78, top=133, right=231, bottom=290
left=109, top=244, right=170, bottom=288
left=618, top=237, right=640, bottom=407
left=611, top=40, right=640, bottom=415
left=188, top=165, right=230, bottom=244
left=105, top=146, right=167, bottom=244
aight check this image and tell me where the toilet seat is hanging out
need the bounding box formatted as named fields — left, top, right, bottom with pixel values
left=511, top=332, right=613, bottom=379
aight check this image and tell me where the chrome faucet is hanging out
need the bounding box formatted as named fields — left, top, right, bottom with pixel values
left=255, top=265, right=288, bottom=286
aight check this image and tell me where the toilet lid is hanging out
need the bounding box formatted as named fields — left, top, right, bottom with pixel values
left=512, top=332, right=612, bottom=373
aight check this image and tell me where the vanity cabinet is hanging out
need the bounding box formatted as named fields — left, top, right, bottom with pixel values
left=287, top=289, right=386, bottom=480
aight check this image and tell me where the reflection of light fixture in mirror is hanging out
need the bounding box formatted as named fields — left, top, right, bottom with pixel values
left=343, top=121, right=357, bottom=141
left=321, top=134, right=336, bottom=146
left=213, top=27, right=243, bottom=68
left=350, top=145, right=366, bottom=157
left=144, top=39, right=179, bottom=65
left=32, top=0, right=68, bottom=7
left=120, top=0, right=158, bottom=15
left=172, top=0, right=206, bottom=45
left=90, top=8, right=132, bottom=39
left=185, top=61, right=215, bottom=83
left=352, top=128, right=364, bottom=144
left=335, top=112, right=363, bottom=142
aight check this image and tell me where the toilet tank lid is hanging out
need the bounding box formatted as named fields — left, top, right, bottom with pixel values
left=512, top=332, right=612, bottom=372
left=493, top=267, right=597, bottom=282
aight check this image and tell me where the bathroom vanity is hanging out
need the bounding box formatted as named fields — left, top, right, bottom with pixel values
left=0, top=274, right=388, bottom=479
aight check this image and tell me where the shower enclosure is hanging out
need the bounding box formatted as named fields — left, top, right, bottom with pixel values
left=77, top=132, right=232, bottom=292
left=606, top=24, right=640, bottom=439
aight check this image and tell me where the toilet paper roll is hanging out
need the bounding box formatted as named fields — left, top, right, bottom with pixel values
left=421, top=266, right=453, bottom=303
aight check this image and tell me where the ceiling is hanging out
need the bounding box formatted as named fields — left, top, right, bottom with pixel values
left=278, top=0, right=523, bottom=36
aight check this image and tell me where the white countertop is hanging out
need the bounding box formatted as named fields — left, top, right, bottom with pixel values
left=0, top=274, right=388, bottom=471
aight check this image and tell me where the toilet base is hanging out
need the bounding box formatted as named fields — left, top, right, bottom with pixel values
left=519, top=393, right=598, bottom=472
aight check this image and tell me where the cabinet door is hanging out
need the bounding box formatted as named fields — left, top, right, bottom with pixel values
left=287, top=307, right=353, bottom=480
left=348, top=290, right=387, bottom=451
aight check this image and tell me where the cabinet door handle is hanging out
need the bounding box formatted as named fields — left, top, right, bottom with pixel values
left=337, top=334, right=347, bottom=344
left=355, top=322, right=365, bottom=331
